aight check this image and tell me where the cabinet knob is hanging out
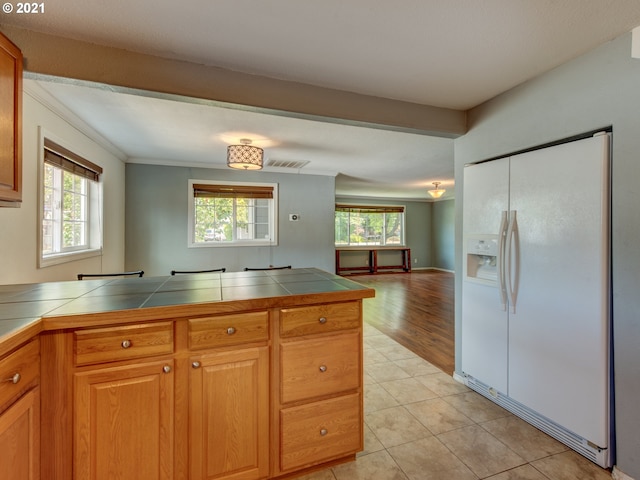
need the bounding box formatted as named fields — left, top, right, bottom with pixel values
left=318, top=317, right=327, bottom=324
left=192, top=361, right=201, bottom=369
left=4, top=373, right=21, bottom=384
left=319, top=365, right=327, bottom=373
left=320, top=428, right=328, bottom=436
left=226, top=327, right=236, bottom=335
left=121, top=339, right=132, bottom=349
left=162, top=365, right=172, bottom=374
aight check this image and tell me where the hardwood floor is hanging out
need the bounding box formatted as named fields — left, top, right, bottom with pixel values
left=350, top=270, right=455, bottom=375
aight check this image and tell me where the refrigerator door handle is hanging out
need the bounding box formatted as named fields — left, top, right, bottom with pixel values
left=497, top=210, right=509, bottom=310
left=505, top=210, right=519, bottom=313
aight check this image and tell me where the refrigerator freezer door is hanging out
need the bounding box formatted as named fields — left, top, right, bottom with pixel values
left=507, top=134, right=610, bottom=447
left=462, top=157, right=510, bottom=393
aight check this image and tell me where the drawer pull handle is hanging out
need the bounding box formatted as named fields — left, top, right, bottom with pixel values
left=5, top=373, right=21, bottom=384
left=192, top=361, right=201, bottom=369
left=320, top=428, right=328, bottom=436
left=318, top=317, right=327, bottom=324
left=227, top=327, right=236, bottom=335
left=121, top=340, right=132, bottom=349
left=319, top=365, right=327, bottom=373
left=163, top=365, right=172, bottom=374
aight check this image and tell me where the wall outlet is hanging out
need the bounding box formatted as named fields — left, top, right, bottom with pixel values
left=289, top=214, right=300, bottom=221
left=414, top=258, right=418, bottom=263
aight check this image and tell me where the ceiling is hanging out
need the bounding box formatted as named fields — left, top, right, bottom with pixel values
left=7, top=1, right=640, bottom=200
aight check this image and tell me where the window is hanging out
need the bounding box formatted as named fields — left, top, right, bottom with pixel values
left=40, top=137, right=103, bottom=266
left=335, top=204, right=405, bottom=246
left=188, top=180, right=278, bottom=247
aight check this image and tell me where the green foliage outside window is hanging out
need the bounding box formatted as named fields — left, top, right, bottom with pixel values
left=335, top=207, right=404, bottom=246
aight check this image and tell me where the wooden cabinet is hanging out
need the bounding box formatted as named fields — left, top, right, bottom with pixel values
left=0, top=339, right=40, bottom=480
left=275, top=301, right=363, bottom=475
left=39, top=296, right=366, bottom=479
left=0, top=32, right=22, bottom=205
left=189, top=346, right=269, bottom=480
left=74, top=359, right=175, bottom=480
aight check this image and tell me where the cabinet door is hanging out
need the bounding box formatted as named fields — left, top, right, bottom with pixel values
left=0, top=387, right=40, bottom=480
left=190, top=347, right=269, bottom=480
left=74, top=360, right=174, bottom=480
left=0, top=32, right=22, bottom=204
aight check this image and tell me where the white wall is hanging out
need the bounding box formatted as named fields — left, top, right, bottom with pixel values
left=0, top=84, right=126, bottom=285
left=454, top=33, right=640, bottom=478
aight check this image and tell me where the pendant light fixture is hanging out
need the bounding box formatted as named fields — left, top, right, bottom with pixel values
left=428, top=181, right=446, bottom=199
left=227, top=139, right=264, bottom=170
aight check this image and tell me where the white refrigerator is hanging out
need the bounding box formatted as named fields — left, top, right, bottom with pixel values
left=461, top=132, right=612, bottom=467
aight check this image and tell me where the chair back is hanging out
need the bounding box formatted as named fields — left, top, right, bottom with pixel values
left=170, top=268, right=226, bottom=275
left=243, top=265, right=292, bottom=271
left=77, top=270, right=144, bottom=280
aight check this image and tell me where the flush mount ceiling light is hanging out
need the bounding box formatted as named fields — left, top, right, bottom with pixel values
left=428, top=181, right=446, bottom=199
left=227, top=139, right=264, bottom=170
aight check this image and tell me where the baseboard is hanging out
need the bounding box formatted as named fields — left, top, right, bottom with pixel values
left=412, top=267, right=455, bottom=273
left=613, top=466, right=636, bottom=480
left=461, top=374, right=611, bottom=468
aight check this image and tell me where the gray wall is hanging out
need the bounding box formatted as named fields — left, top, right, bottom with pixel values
left=431, top=199, right=455, bottom=271
left=454, top=33, right=640, bottom=477
left=335, top=196, right=433, bottom=269
left=126, top=164, right=336, bottom=275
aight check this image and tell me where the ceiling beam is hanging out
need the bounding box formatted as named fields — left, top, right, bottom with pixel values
left=2, top=25, right=466, bottom=138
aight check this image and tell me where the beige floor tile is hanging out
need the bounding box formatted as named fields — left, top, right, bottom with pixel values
left=365, top=348, right=392, bottom=366
left=364, top=335, right=402, bottom=350
left=438, top=424, right=527, bottom=478
left=480, top=416, right=568, bottom=462
left=365, top=406, right=432, bottom=448
left=375, top=344, right=417, bottom=361
left=363, top=323, right=383, bottom=337
left=365, top=383, right=400, bottom=414
left=415, top=372, right=470, bottom=396
left=404, top=397, right=475, bottom=434
left=441, top=391, right=512, bottom=423
left=332, top=450, right=408, bottom=480
left=530, top=450, right=612, bottom=480
left=393, top=357, right=442, bottom=377
left=380, top=377, right=439, bottom=404
left=360, top=422, right=386, bottom=456
left=387, top=436, right=478, bottom=480
left=296, top=468, right=337, bottom=480
left=367, top=362, right=412, bottom=383
left=484, top=464, right=551, bottom=480
left=364, top=372, right=377, bottom=385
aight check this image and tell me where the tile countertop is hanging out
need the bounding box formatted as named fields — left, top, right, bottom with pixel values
left=0, top=268, right=375, bottom=356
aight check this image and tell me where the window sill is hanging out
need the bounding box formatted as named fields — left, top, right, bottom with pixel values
left=189, top=241, right=277, bottom=248
left=39, top=248, right=103, bottom=268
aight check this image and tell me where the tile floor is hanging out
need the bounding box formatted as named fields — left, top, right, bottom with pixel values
left=297, top=323, right=613, bottom=480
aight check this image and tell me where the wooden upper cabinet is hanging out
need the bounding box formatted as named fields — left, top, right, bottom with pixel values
left=0, top=32, right=22, bottom=205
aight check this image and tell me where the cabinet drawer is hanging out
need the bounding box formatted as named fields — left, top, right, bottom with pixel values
left=281, top=331, right=360, bottom=404
left=74, top=322, right=173, bottom=366
left=280, top=301, right=361, bottom=337
left=0, top=338, right=40, bottom=409
left=188, top=311, right=268, bottom=350
left=280, top=393, right=361, bottom=471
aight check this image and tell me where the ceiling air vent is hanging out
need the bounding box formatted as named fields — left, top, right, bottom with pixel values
left=266, top=159, right=310, bottom=169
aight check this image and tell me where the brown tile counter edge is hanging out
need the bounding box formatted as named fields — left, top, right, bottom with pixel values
left=41, top=288, right=375, bottom=330
left=0, top=318, right=44, bottom=358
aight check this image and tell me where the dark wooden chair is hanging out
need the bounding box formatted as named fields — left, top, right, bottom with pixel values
left=170, top=268, right=226, bottom=275
left=243, top=265, right=292, bottom=271
left=77, top=270, right=144, bottom=280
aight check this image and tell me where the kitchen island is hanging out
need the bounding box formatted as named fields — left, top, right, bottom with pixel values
left=0, top=268, right=374, bottom=480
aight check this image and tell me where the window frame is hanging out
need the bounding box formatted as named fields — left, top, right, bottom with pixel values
left=335, top=203, right=406, bottom=247
left=38, top=129, right=103, bottom=268
left=188, top=179, right=278, bottom=248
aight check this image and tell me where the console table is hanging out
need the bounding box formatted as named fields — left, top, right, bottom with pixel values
left=335, top=247, right=411, bottom=275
